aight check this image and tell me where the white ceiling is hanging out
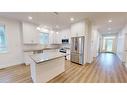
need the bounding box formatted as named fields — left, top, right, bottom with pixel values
left=92, top=12, right=127, bottom=34
left=0, top=12, right=127, bottom=34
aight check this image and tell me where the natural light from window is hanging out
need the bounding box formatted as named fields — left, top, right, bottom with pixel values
left=40, top=32, right=49, bottom=45
left=102, top=36, right=115, bottom=52
left=0, top=25, right=7, bottom=53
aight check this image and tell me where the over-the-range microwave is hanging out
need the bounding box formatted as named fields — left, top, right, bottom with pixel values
left=62, top=39, right=69, bottom=44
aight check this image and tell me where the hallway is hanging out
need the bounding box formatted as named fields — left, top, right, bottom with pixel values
left=94, top=53, right=127, bottom=83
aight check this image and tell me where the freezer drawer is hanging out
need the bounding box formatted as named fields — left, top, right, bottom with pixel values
left=70, top=53, right=84, bottom=64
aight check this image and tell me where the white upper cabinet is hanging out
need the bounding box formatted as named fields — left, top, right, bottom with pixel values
left=22, top=22, right=39, bottom=44
left=57, top=29, right=71, bottom=44
left=71, top=21, right=85, bottom=37
left=48, top=32, right=54, bottom=44
left=48, top=32, right=58, bottom=44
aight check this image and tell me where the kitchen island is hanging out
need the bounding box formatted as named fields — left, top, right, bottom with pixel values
left=30, top=52, right=65, bottom=83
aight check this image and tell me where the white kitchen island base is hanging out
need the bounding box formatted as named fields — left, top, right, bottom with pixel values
left=30, top=56, right=65, bottom=83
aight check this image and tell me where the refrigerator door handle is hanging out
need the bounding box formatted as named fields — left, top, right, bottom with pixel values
left=71, top=36, right=84, bottom=64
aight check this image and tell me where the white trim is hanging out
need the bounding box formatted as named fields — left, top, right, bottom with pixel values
left=0, top=25, right=8, bottom=53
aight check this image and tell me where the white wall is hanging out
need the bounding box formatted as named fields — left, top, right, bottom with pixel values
left=91, top=25, right=100, bottom=58
left=86, top=23, right=101, bottom=63
left=117, top=25, right=127, bottom=63
left=85, top=20, right=92, bottom=63
left=0, top=17, right=23, bottom=69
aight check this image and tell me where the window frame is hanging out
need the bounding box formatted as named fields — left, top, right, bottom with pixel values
left=0, top=25, right=8, bottom=53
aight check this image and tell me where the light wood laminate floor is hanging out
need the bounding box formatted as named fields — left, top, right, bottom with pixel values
left=0, top=53, right=127, bottom=83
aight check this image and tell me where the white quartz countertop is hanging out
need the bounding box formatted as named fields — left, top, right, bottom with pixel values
left=30, top=52, right=67, bottom=63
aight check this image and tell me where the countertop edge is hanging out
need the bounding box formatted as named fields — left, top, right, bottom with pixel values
left=30, top=55, right=65, bottom=64
left=24, top=48, right=60, bottom=52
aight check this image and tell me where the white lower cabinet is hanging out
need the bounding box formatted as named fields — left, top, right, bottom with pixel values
left=66, top=49, right=70, bottom=60
left=30, top=57, right=65, bottom=83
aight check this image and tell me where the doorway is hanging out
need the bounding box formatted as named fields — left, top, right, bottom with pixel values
left=105, top=39, right=114, bottom=52
left=102, top=36, right=116, bottom=53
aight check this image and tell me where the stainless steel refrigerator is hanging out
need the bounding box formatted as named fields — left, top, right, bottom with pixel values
left=71, top=36, right=84, bottom=64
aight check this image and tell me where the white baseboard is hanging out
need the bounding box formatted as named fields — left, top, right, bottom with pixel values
left=0, top=62, right=24, bottom=69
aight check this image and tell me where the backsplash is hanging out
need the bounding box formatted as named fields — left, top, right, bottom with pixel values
left=23, top=44, right=70, bottom=51
left=60, top=44, right=71, bottom=49
left=23, top=44, right=60, bottom=50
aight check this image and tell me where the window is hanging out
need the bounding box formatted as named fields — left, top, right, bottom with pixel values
left=40, top=32, right=49, bottom=44
left=0, top=25, right=7, bottom=53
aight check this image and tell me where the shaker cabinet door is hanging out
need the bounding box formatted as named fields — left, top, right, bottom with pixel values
left=23, top=22, right=39, bottom=44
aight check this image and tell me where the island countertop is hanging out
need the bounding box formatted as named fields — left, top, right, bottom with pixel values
left=30, top=52, right=67, bottom=63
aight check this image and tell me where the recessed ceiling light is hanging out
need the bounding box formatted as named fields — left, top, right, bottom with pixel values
left=56, top=32, right=59, bottom=34
left=28, top=16, right=32, bottom=20
left=41, top=28, right=48, bottom=32
left=36, top=27, right=41, bottom=30
left=108, top=19, right=112, bottom=23
left=43, top=29, right=48, bottom=32
left=70, top=17, right=74, bottom=21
